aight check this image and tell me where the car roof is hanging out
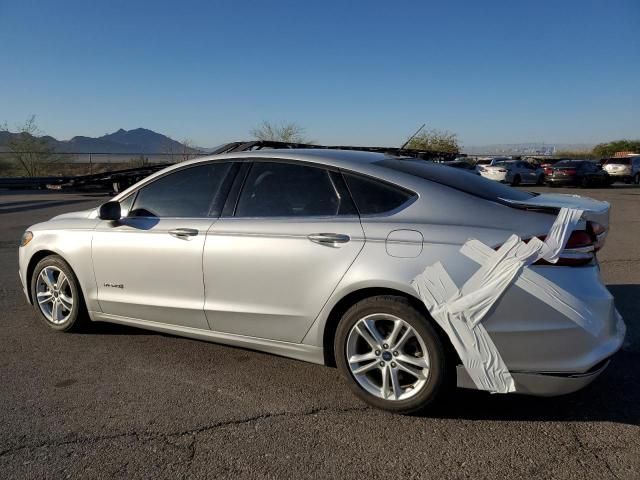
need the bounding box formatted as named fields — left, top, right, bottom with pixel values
left=113, top=149, right=419, bottom=201
left=182, top=148, right=397, bottom=170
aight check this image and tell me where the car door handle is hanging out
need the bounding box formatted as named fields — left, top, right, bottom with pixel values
left=308, top=233, right=350, bottom=247
left=169, top=228, right=199, bottom=239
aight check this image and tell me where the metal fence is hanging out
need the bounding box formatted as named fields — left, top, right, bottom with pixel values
left=0, top=151, right=207, bottom=177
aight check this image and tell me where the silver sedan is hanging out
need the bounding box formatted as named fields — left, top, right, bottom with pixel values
left=18, top=150, right=625, bottom=414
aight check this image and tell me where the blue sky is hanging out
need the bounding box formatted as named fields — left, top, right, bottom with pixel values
left=1, top=0, right=638, bottom=147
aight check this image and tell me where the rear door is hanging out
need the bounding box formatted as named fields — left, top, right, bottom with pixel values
left=203, top=160, right=365, bottom=342
left=92, top=162, right=236, bottom=329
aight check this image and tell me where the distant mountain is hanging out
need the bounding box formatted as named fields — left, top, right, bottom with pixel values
left=0, top=128, right=200, bottom=154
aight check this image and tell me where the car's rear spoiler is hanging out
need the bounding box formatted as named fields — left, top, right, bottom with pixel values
left=499, top=193, right=610, bottom=228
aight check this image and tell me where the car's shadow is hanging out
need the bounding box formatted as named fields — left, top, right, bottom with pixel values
left=79, top=284, right=639, bottom=425
left=427, top=283, right=639, bottom=426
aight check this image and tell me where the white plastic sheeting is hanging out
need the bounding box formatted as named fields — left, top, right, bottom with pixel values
left=412, top=207, right=585, bottom=394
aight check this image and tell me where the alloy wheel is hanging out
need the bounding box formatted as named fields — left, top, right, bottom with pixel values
left=346, top=313, right=430, bottom=401
left=36, top=266, right=74, bottom=324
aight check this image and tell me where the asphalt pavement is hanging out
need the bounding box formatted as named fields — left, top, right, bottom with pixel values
left=0, top=186, right=638, bottom=479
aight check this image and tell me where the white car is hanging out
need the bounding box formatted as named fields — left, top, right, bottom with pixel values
left=17, top=150, right=624, bottom=414
left=603, top=156, right=640, bottom=184
left=480, top=160, right=545, bottom=186
left=474, top=157, right=510, bottom=173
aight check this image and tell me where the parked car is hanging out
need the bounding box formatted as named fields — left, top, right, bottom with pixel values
left=474, top=156, right=509, bottom=173
left=546, top=160, right=612, bottom=188
left=480, top=160, right=544, bottom=186
left=539, top=158, right=565, bottom=177
left=603, top=156, right=640, bottom=184
left=18, top=150, right=624, bottom=414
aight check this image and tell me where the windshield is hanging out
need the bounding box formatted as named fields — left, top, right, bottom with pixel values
left=376, top=159, right=537, bottom=202
left=605, top=158, right=631, bottom=165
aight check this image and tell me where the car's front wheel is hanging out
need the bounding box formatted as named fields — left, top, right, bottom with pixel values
left=30, top=255, right=87, bottom=332
left=335, top=295, right=449, bottom=414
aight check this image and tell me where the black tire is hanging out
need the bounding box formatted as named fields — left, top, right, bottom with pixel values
left=536, top=174, right=544, bottom=185
left=511, top=174, right=521, bottom=186
left=30, top=255, right=87, bottom=332
left=335, top=295, right=449, bottom=414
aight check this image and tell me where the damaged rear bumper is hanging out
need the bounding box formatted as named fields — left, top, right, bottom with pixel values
left=456, top=295, right=626, bottom=396
left=456, top=355, right=620, bottom=397
left=455, top=360, right=611, bottom=396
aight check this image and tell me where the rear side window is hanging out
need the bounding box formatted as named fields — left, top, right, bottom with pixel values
left=343, top=173, right=415, bottom=215
left=129, top=163, right=232, bottom=218
left=235, top=162, right=355, bottom=217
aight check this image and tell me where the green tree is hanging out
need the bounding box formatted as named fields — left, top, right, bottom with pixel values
left=250, top=121, right=311, bottom=143
left=4, top=115, right=56, bottom=177
left=405, top=128, right=460, bottom=154
left=592, top=139, right=640, bottom=158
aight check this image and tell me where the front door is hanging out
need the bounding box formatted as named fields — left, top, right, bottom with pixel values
left=203, top=160, right=365, bottom=343
left=92, top=162, right=234, bottom=329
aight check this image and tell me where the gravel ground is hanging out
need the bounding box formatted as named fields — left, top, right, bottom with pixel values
left=0, top=186, right=638, bottom=479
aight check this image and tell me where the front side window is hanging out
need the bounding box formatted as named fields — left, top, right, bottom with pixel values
left=129, top=162, right=232, bottom=218
left=235, top=162, right=353, bottom=217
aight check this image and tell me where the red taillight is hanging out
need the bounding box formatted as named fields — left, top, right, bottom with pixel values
left=587, top=221, right=606, bottom=252
left=565, top=230, right=592, bottom=249
left=529, top=229, right=597, bottom=267
left=544, top=167, right=553, bottom=175
left=495, top=222, right=608, bottom=267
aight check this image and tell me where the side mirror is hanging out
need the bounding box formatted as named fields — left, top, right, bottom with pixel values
left=99, top=201, right=121, bottom=221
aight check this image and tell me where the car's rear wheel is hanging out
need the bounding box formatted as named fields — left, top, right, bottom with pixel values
left=335, top=295, right=448, bottom=414
left=30, top=255, right=87, bottom=332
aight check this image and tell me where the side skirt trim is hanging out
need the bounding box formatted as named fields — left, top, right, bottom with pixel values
left=89, top=311, right=325, bottom=365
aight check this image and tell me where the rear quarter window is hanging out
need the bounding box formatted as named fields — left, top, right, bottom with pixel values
left=343, top=173, right=415, bottom=215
